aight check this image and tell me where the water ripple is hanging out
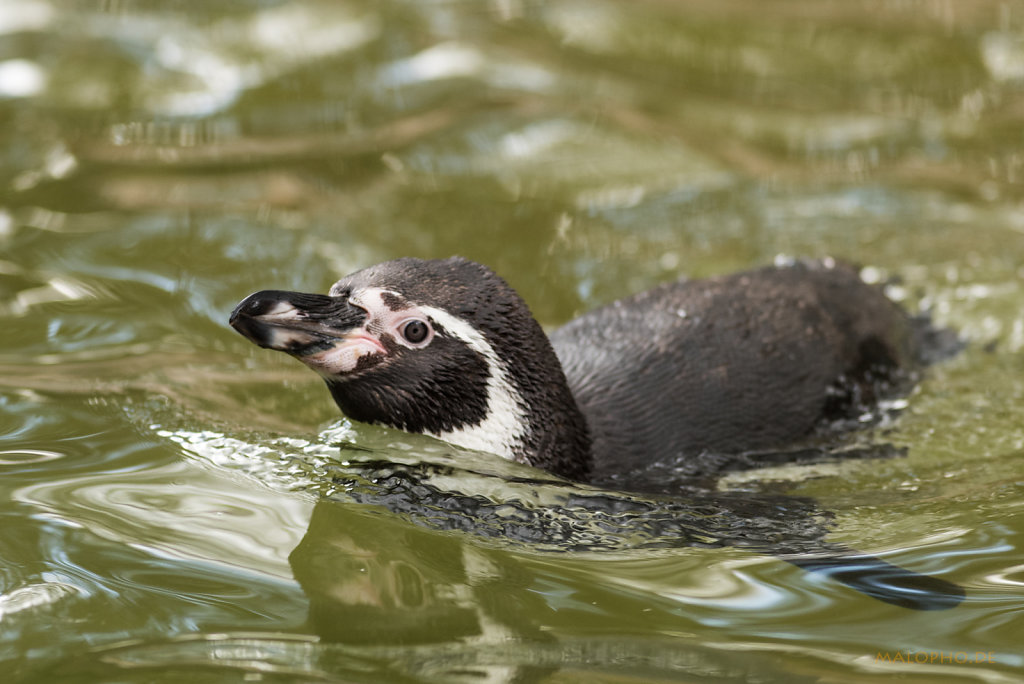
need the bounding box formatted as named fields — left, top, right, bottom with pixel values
left=13, top=461, right=312, bottom=582
left=0, top=581, right=79, bottom=618
left=152, top=422, right=969, bottom=613
left=0, top=449, right=62, bottom=465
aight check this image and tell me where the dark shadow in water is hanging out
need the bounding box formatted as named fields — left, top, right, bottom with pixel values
left=784, top=552, right=964, bottom=611
left=286, top=457, right=963, bottom=681
left=289, top=497, right=828, bottom=683
left=310, top=454, right=964, bottom=613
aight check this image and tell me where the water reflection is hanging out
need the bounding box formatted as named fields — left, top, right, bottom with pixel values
left=0, top=448, right=61, bottom=465
left=141, top=424, right=989, bottom=679
left=161, top=423, right=967, bottom=611
left=292, top=503, right=531, bottom=649
left=2, top=391, right=1019, bottom=680
left=0, top=581, right=78, bottom=619
left=13, top=460, right=311, bottom=582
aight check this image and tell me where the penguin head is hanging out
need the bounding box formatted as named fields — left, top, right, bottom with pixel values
left=230, top=257, right=590, bottom=479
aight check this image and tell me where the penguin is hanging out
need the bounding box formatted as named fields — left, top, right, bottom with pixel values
left=229, top=256, right=964, bottom=609
left=229, top=256, right=927, bottom=482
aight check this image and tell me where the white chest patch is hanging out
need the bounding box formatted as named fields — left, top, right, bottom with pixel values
left=418, top=305, right=530, bottom=464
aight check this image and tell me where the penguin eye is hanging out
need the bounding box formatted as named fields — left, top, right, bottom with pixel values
left=401, top=319, right=430, bottom=345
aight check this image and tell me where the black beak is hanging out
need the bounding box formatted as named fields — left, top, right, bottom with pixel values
left=229, top=290, right=366, bottom=354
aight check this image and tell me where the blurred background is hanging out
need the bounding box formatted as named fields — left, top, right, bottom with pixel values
left=2, top=1, right=1024, bottom=682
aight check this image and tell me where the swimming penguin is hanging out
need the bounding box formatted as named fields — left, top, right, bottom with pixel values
left=230, top=256, right=924, bottom=483
left=230, top=256, right=965, bottom=609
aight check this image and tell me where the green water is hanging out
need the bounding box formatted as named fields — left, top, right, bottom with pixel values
left=2, top=0, right=1024, bottom=681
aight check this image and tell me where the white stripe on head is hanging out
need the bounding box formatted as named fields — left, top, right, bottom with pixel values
left=418, top=305, right=529, bottom=463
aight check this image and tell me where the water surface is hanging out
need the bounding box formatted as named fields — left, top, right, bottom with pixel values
left=2, top=1, right=1024, bottom=682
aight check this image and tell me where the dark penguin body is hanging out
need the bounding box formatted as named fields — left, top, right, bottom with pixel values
left=230, top=257, right=914, bottom=483
left=551, top=261, right=914, bottom=484
left=230, top=257, right=965, bottom=610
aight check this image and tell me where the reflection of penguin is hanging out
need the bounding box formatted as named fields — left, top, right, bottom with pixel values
left=290, top=501, right=555, bottom=682
left=235, top=257, right=964, bottom=609
left=290, top=502, right=480, bottom=645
